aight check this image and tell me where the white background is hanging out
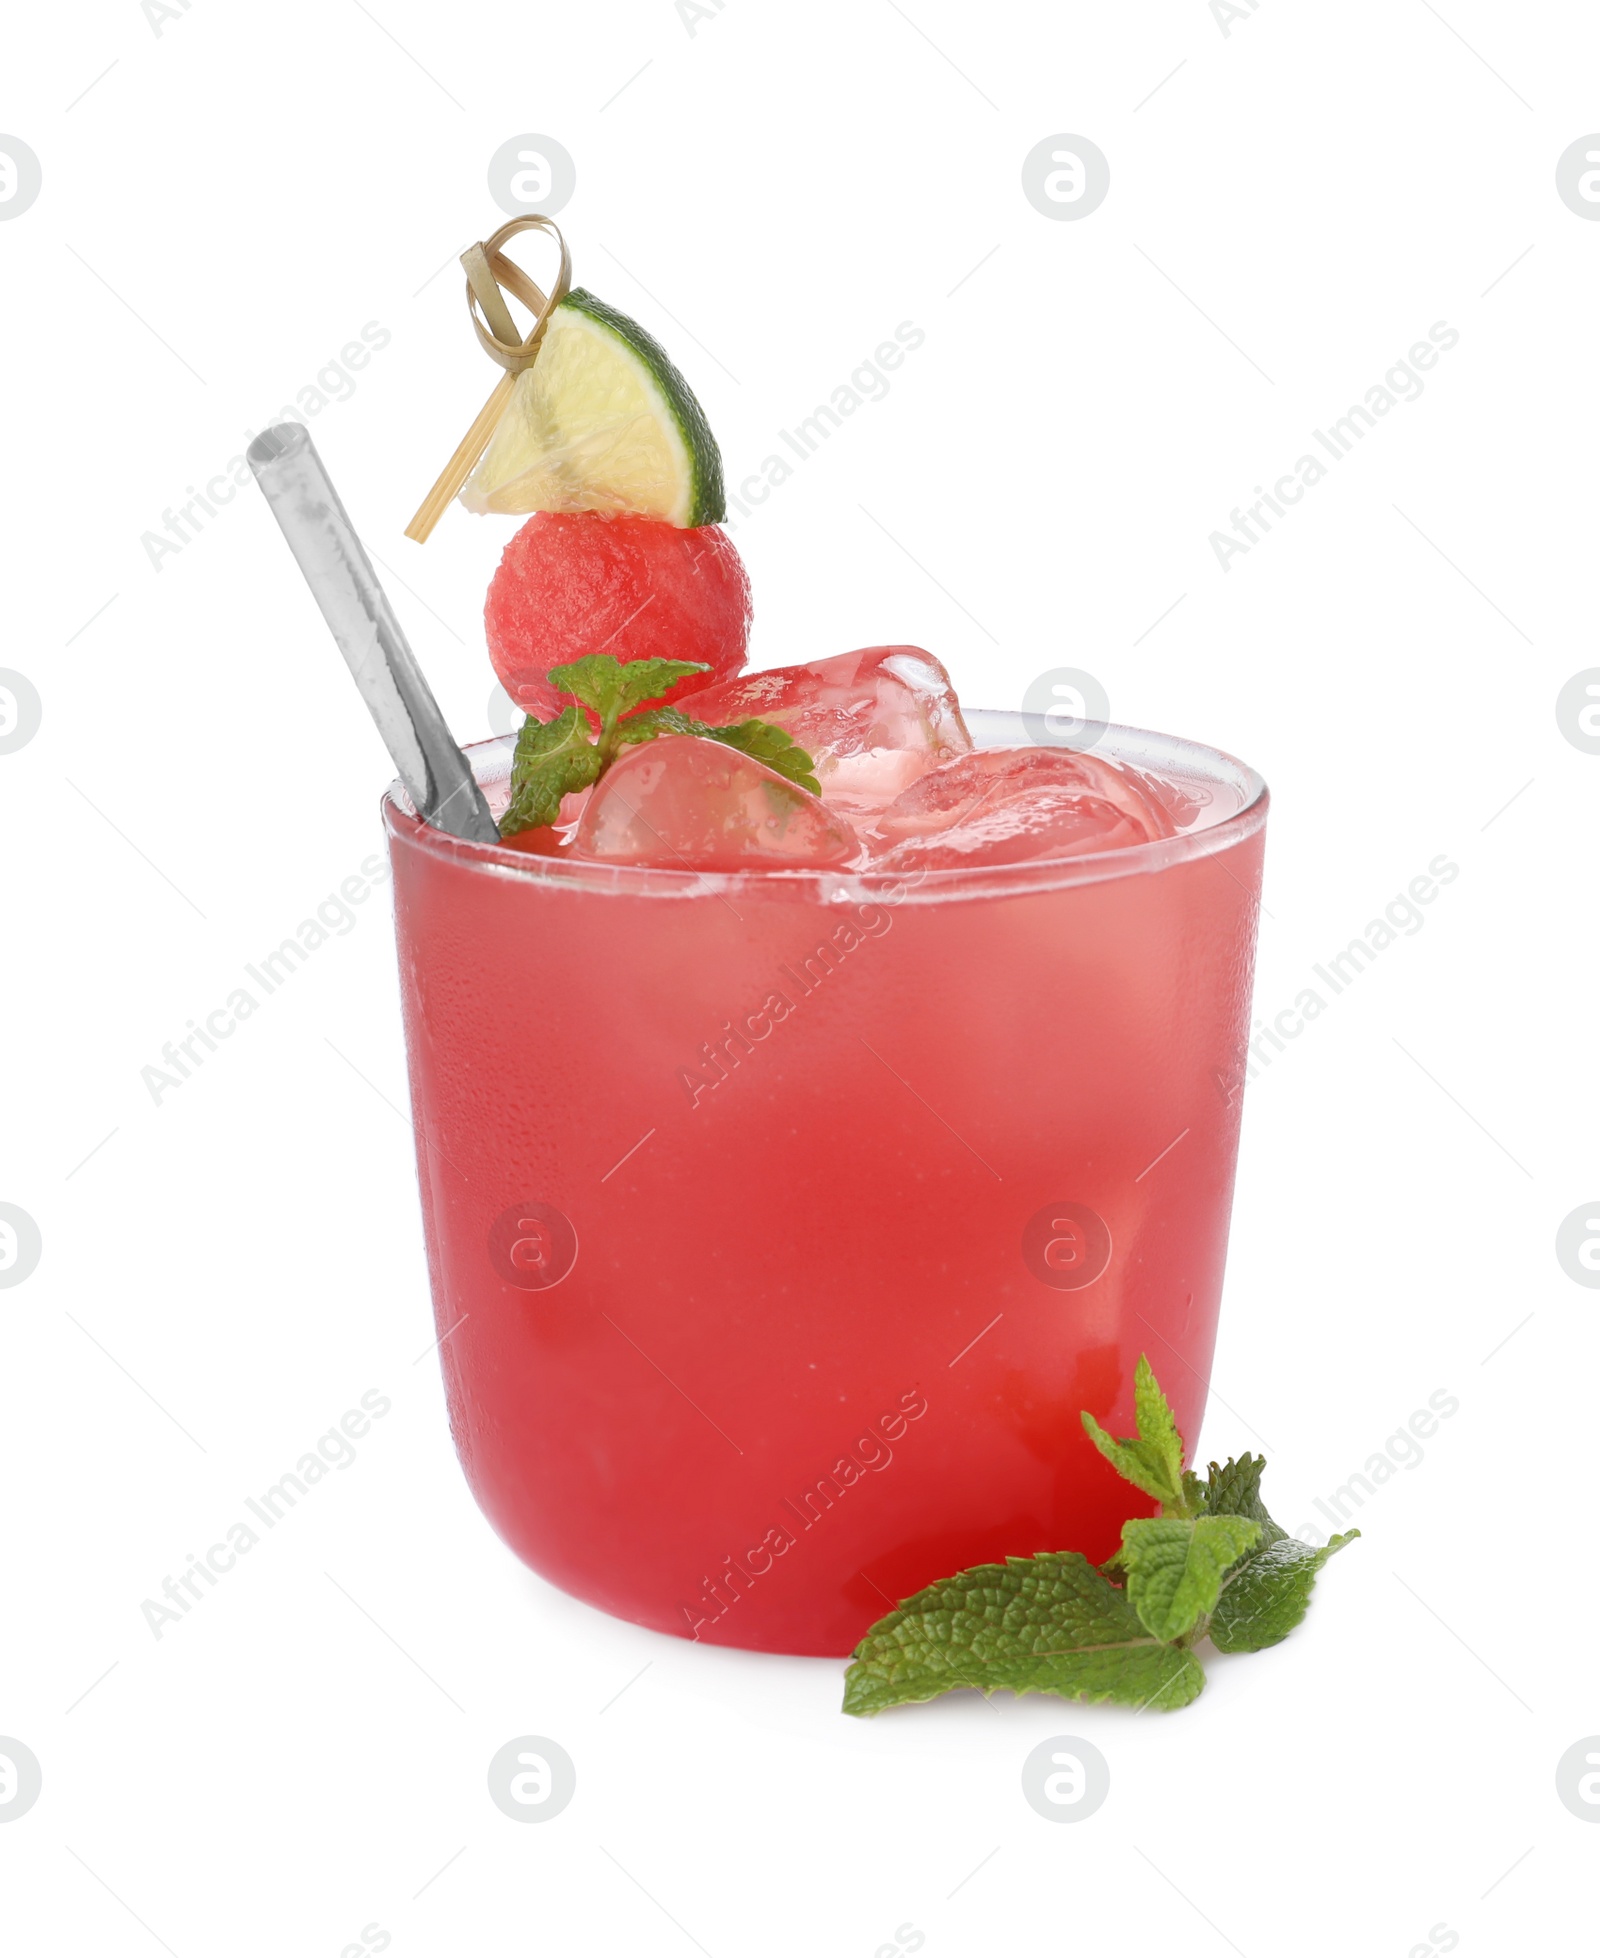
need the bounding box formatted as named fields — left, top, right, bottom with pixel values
left=4, top=2, right=1599, bottom=1952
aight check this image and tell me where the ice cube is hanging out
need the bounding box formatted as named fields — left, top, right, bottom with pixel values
left=572, top=736, right=861, bottom=871
left=1125, top=765, right=1207, bottom=832
left=675, top=646, right=972, bottom=806
left=868, top=747, right=1176, bottom=871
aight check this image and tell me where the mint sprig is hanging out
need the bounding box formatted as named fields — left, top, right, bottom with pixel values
left=842, top=1356, right=1357, bottom=1716
left=1209, top=1535, right=1353, bottom=1652
left=841, top=1553, right=1205, bottom=1718
left=552, top=654, right=712, bottom=727
left=1117, top=1513, right=1262, bottom=1642
left=1082, top=1355, right=1188, bottom=1510
left=498, top=656, right=819, bottom=839
left=619, top=707, right=821, bottom=795
left=499, top=708, right=606, bottom=836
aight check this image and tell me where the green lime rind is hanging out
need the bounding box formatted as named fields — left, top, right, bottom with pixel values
left=559, top=287, right=726, bottom=526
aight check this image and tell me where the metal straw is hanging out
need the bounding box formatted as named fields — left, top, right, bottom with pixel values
left=248, top=423, right=498, bottom=843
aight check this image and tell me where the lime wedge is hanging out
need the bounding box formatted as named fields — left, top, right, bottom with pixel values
left=461, top=288, right=725, bottom=527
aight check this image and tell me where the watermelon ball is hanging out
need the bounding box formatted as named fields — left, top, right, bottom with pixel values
left=486, top=512, right=752, bottom=724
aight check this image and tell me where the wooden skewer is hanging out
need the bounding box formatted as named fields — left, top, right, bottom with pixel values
left=404, top=215, right=572, bottom=545
left=462, top=242, right=520, bottom=348
left=403, top=372, right=516, bottom=544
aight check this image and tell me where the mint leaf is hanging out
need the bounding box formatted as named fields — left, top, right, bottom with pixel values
left=698, top=717, right=822, bottom=795
left=843, top=1554, right=1205, bottom=1717
left=1118, top=1514, right=1261, bottom=1642
left=1080, top=1412, right=1176, bottom=1507
left=621, top=707, right=821, bottom=795
left=1190, top=1449, right=1352, bottom=1648
left=548, top=654, right=709, bottom=729
left=1210, top=1531, right=1358, bottom=1652
left=616, top=658, right=710, bottom=717
left=545, top=655, right=623, bottom=726
left=499, top=708, right=604, bottom=839
left=616, top=704, right=708, bottom=745
left=1081, top=1356, right=1188, bottom=1512
left=1203, top=1453, right=1288, bottom=1548
left=1135, top=1354, right=1185, bottom=1489
left=838, top=1355, right=1360, bottom=1721
left=496, top=655, right=823, bottom=844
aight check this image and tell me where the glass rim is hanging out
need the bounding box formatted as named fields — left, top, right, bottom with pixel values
left=381, top=714, right=1269, bottom=903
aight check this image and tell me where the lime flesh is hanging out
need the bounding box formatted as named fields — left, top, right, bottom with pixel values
left=462, top=288, right=725, bottom=527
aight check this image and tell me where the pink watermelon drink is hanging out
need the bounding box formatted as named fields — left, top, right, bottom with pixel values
left=386, top=688, right=1265, bottom=1655
left=371, top=227, right=1267, bottom=1656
